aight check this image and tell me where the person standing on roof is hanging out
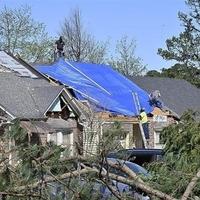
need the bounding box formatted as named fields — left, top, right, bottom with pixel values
left=149, top=90, right=163, bottom=109
left=55, top=36, right=65, bottom=58
left=139, top=108, right=149, bottom=140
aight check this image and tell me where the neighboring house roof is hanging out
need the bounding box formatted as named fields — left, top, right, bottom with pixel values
left=0, top=51, right=37, bottom=78
left=0, top=51, right=45, bottom=79
left=0, top=51, right=83, bottom=120
left=36, top=59, right=153, bottom=116
left=0, top=73, right=64, bottom=119
left=130, top=76, right=200, bottom=117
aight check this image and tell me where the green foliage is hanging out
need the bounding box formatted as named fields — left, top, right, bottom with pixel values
left=0, top=167, right=11, bottom=190
left=146, top=70, right=161, bottom=77
left=148, top=111, right=200, bottom=198
left=99, top=121, right=127, bottom=154
left=109, top=35, right=146, bottom=76
left=0, top=120, right=111, bottom=199
left=146, top=63, right=200, bottom=88
left=158, top=0, right=200, bottom=68
left=0, top=5, right=54, bottom=63
left=6, top=119, right=27, bottom=145
left=0, top=121, right=65, bottom=192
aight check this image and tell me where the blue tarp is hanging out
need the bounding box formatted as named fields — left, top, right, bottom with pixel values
left=36, top=59, right=153, bottom=116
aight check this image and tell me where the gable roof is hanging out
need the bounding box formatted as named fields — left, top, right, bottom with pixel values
left=36, top=59, right=153, bottom=116
left=130, top=76, right=200, bottom=117
left=0, top=73, right=64, bottom=119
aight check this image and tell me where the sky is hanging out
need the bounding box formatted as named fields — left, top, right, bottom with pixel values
left=0, top=0, right=188, bottom=71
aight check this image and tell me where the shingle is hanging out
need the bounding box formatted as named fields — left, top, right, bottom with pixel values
left=0, top=73, right=63, bottom=119
left=130, top=76, right=200, bottom=116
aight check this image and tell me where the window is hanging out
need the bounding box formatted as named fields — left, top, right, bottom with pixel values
left=153, top=115, right=167, bottom=122
left=154, top=130, right=164, bottom=149
left=47, top=132, right=64, bottom=146
left=63, top=131, right=73, bottom=147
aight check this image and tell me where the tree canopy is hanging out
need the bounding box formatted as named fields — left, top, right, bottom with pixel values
left=108, top=36, right=146, bottom=76
left=146, top=63, right=200, bottom=88
left=0, top=6, right=54, bottom=63
left=148, top=111, right=200, bottom=199
left=148, top=0, right=200, bottom=88
left=59, top=8, right=107, bottom=64
left=158, top=0, right=200, bottom=68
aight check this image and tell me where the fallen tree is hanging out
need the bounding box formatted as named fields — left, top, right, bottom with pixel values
left=0, top=112, right=200, bottom=199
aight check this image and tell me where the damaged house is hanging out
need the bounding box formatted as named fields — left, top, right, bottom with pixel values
left=0, top=51, right=84, bottom=159
left=0, top=50, right=198, bottom=157
left=36, top=59, right=200, bottom=152
left=35, top=59, right=157, bottom=153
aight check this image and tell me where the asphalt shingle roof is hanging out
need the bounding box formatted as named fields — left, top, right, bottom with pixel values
left=0, top=73, right=64, bottom=119
left=130, top=76, right=200, bottom=117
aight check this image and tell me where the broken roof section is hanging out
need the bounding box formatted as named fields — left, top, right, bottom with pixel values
left=36, top=59, right=153, bottom=116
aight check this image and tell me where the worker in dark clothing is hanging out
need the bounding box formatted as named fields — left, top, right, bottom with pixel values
left=149, top=90, right=163, bottom=109
left=139, top=108, right=149, bottom=140
left=55, top=36, right=65, bottom=58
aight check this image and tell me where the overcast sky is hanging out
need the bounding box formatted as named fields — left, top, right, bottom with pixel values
left=0, top=0, right=188, bottom=70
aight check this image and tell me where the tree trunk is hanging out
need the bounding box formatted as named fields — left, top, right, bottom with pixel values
left=181, top=169, right=200, bottom=200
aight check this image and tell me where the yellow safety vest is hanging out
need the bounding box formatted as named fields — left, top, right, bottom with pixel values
left=140, top=111, right=148, bottom=124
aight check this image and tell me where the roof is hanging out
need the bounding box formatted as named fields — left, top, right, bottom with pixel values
left=130, top=76, right=200, bottom=117
left=20, top=121, right=54, bottom=134
left=0, top=51, right=46, bottom=79
left=0, top=51, right=37, bottom=78
left=46, top=118, right=77, bottom=131
left=0, top=72, right=64, bottom=119
left=0, top=52, right=83, bottom=120
left=36, top=59, right=153, bottom=116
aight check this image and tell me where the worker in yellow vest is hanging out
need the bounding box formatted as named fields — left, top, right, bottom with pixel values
left=139, top=108, right=149, bottom=140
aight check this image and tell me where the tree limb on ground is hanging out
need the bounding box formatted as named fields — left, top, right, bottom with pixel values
left=14, top=167, right=97, bottom=191
left=107, top=159, right=144, bottom=183
left=100, top=178, right=122, bottom=200
left=181, top=169, right=200, bottom=200
left=107, top=171, right=177, bottom=200
left=0, top=191, right=46, bottom=199
left=12, top=162, right=177, bottom=200
left=106, top=160, right=177, bottom=200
